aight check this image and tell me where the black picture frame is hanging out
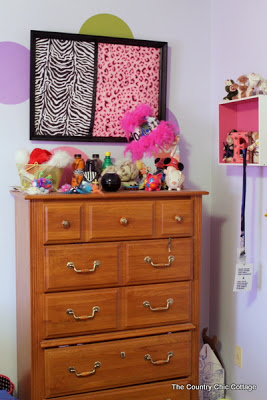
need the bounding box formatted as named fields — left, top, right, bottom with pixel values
left=30, top=30, right=168, bottom=142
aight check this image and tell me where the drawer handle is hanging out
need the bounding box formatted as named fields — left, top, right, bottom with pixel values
left=61, top=220, right=70, bottom=228
left=67, top=260, right=101, bottom=273
left=68, top=361, right=101, bottom=377
left=120, top=217, right=128, bottom=225
left=144, top=351, right=174, bottom=365
left=143, top=298, right=173, bottom=311
left=144, top=255, right=175, bottom=267
left=66, top=306, right=100, bottom=320
left=175, top=215, right=183, bottom=223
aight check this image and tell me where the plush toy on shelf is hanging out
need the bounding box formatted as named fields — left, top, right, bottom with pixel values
left=235, top=75, right=254, bottom=98
left=223, top=79, right=238, bottom=101
left=223, top=72, right=267, bottom=101
left=247, top=72, right=263, bottom=95
left=247, top=131, right=259, bottom=163
left=222, top=130, right=236, bottom=162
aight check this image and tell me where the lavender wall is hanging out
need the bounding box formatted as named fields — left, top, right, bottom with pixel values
left=0, top=0, right=212, bottom=392
left=210, top=1, right=267, bottom=398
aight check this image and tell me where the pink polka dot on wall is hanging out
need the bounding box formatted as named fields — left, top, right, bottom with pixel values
left=51, top=146, right=89, bottom=187
left=0, top=41, right=30, bottom=104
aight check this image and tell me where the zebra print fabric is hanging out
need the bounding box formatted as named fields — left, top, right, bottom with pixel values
left=34, top=37, right=96, bottom=137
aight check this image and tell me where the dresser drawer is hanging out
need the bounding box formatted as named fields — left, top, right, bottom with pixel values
left=44, top=242, right=121, bottom=292
left=123, top=238, right=193, bottom=285
left=89, top=201, right=154, bottom=240
left=43, top=201, right=87, bottom=244
left=122, top=282, right=191, bottom=329
left=157, top=200, right=193, bottom=237
left=44, top=288, right=120, bottom=339
left=47, top=379, right=191, bottom=399
left=45, top=332, right=191, bottom=398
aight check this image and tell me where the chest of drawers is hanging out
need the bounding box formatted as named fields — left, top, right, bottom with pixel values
left=13, top=190, right=207, bottom=400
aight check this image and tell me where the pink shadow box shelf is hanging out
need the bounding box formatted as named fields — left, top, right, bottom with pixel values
left=219, top=95, right=267, bottom=166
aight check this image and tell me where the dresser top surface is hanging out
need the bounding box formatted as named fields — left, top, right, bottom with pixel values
left=11, top=189, right=209, bottom=201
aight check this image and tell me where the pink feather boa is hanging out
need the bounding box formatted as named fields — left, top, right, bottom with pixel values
left=124, top=120, right=178, bottom=162
left=121, top=104, right=153, bottom=140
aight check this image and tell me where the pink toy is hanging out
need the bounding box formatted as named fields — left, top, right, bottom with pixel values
left=59, top=183, right=72, bottom=192
left=231, top=131, right=252, bottom=163
left=144, top=173, right=162, bottom=191
left=165, top=168, right=185, bottom=191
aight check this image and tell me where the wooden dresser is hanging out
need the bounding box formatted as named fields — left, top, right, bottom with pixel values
left=13, top=190, right=208, bottom=400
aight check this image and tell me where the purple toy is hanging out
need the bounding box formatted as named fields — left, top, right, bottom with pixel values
left=32, top=175, right=52, bottom=193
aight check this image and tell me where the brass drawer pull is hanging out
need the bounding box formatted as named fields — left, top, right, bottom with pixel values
left=61, top=220, right=70, bottom=228
left=143, top=298, right=173, bottom=311
left=67, top=260, right=101, bottom=273
left=68, top=361, right=101, bottom=377
left=175, top=215, right=183, bottom=223
left=66, top=306, right=100, bottom=320
left=120, top=217, right=128, bottom=225
left=144, top=351, right=174, bottom=365
left=144, top=255, right=175, bottom=267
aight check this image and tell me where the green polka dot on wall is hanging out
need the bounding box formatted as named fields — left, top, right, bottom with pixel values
left=79, top=14, right=134, bottom=38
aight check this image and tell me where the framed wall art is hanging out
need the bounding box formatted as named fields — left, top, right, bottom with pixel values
left=30, top=30, right=168, bottom=142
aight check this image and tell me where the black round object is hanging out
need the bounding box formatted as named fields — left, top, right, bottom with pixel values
left=101, top=172, right=121, bottom=192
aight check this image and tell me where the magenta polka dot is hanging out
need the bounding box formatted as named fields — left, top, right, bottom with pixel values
left=0, top=41, right=30, bottom=104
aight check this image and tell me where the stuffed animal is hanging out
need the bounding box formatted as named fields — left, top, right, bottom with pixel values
left=223, top=74, right=264, bottom=101
left=247, top=131, right=259, bottom=163
left=223, top=130, right=236, bottom=162
left=116, top=160, right=139, bottom=187
left=236, top=75, right=254, bottom=98
left=247, top=73, right=263, bottom=95
left=144, top=173, right=162, bottom=191
left=260, top=79, right=267, bottom=95
left=223, top=79, right=238, bottom=101
left=164, top=168, right=185, bottom=191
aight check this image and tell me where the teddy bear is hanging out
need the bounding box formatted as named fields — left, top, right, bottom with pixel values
left=236, top=75, right=254, bottom=98
left=230, top=75, right=255, bottom=100
left=247, top=131, right=259, bottom=163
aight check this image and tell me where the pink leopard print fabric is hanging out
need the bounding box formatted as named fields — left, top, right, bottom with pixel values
left=92, top=43, right=160, bottom=138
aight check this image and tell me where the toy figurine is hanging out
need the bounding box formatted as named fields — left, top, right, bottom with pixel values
left=136, top=160, right=151, bottom=190
left=222, top=130, right=236, bottom=162
left=248, top=131, right=259, bottom=163
left=164, top=168, right=185, bottom=191
left=144, top=173, right=162, bottom=191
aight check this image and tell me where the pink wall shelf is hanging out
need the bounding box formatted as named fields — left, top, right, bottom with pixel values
left=219, top=95, right=267, bottom=166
